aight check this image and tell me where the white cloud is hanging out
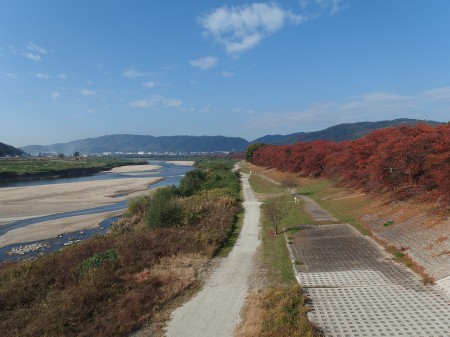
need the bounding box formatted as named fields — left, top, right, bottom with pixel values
left=222, top=71, right=234, bottom=78
left=190, top=56, right=218, bottom=70
left=36, top=72, right=68, bottom=80
left=248, top=88, right=447, bottom=133
left=422, top=87, right=450, bottom=101
left=27, top=42, right=48, bottom=55
left=299, top=0, right=346, bottom=16
left=24, top=52, right=42, bottom=62
left=22, top=42, right=48, bottom=62
left=36, top=72, right=51, bottom=80
left=233, top=107, right=255, bottom=114
left=1, top=72, right=18, bottom=80
left=123, top=68, right=153, bottom=79
left=142, top=81, right=158, bottom=88
left=81, top=89, right=96, bottom=96
left=199, top=3, right=303, bottom=54
left=130, top=94, right=183, bottom=109
left=51, top=91, right=60, bottom=100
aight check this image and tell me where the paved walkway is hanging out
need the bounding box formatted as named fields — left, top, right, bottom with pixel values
left=288, top=198, right=450, bottom=337
left=165, top=173, right=261, bottom=337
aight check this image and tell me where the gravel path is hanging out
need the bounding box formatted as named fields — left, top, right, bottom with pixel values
left=165, top=173, right=261, bottom=337
left=288, top=198, right=450, bottom=337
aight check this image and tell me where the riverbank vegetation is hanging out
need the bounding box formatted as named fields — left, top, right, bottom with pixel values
left=250, top=123, right=450, bottom=204
left=0, top=157, right=148, bottom=182
left=0, top=159, right=241, bottom=336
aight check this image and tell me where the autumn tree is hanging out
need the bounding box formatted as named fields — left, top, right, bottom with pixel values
left=263, top=196, right=289, bottom=235
left=281, top=175, right=299, bottom=195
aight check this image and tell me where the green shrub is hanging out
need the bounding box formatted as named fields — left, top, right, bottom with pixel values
left=146, top=186, right=182, bottom=229
left=80, top=249, right=119, bottom=273
left=179, top=169, right=207, bottom=196
left=127, top=195, right=151, bottom=215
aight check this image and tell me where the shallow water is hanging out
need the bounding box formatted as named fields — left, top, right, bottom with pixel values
left=0, top=161, right=192, bottom=262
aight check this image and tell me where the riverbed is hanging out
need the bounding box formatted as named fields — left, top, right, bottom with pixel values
left=0, top=161, right=193, bottom=262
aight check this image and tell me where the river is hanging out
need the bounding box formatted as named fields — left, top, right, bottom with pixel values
left=0, top=161, right=193, bottom=263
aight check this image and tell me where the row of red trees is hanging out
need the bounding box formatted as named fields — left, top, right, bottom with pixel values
left=250, top=123, right=450, bottom=203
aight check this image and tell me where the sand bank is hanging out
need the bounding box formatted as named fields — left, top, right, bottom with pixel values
left=0, top=210, right=123, bottom=248
left=106, top=164, right=161, bottom=173
left=0, top=177, right=162, bottom=226
left=166, top=161, right=195, bottom=166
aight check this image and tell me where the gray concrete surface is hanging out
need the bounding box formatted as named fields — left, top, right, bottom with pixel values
left=288, top=201, right=450, bottom=336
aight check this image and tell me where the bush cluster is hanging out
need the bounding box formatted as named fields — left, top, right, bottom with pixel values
left=251, top=124, right=450, bottom=203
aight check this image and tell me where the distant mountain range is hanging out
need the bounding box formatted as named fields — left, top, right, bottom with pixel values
left=0, top=141, right=24, bottom=157
left=252, top=118, right=442, bottom=145
left=20, top=118, right=442, bottom=154
left=21, top=135, right=249, bottom=154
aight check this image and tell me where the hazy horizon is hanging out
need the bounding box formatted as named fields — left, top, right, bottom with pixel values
left=1, top=1, right=450, bottom=147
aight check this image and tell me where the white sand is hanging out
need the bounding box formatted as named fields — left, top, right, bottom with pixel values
left=0, top=210, right=123, bottom=248
left=0, top=177, right=162, bottom=225
left=106, top=164, right=161, bottom=173
left=166, top=161, right=195, bottom=166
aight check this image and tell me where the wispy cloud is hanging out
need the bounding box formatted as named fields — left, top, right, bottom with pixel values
left=249, top=87, right=448, bottom=133
left=222, top=71, right=234, bottom=78
left=23, top=42, right=48, bottom=62
left=422, top=87, right=450, bottom=101
left=51, top=91, right=60, bottom=100
left=199, top=3, right=303, bottom=54
left=0, top=72, right=18, bottom=80
left=130, top=94, right=183, bottom=109
left=190, top=56, right=218, bottom=70
left=123, top=68, right=154, bottom=79
left=299, top=0, right=347, bottom=17
left=81, top=89, right=96, bottom=96
left=142, top=80, right=159, bottom=88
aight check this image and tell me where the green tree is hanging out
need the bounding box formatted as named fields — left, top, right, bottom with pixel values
left=245, top=143, right=267, bottom=162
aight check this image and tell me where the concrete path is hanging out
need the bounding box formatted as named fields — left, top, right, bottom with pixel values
left=165, top=173, right=261, bottom=337
left=288, top=198, right=450, bottom=337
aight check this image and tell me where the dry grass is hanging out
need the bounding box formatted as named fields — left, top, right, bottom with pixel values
left=236, top=285, right=321, bottom=337
left=0, top=193, right=239, bottom=337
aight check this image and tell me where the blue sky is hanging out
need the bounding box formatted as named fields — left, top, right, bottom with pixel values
left=1, top=0, right=449, bottom=147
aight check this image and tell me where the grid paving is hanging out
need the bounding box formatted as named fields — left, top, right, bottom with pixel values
left=290, top=223, right=450, bottom=337
left=363, top=213, right=450, bottom=281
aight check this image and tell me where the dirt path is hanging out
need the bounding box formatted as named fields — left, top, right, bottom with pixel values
left=288, top=198, right=450, bottom=336
left=165, top=173, right=261, bottom=337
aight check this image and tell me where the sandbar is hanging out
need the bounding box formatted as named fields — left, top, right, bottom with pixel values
left=0, top=177, right=162, bottom=225
left=0, top=211, right=123, bottom=248
left=106, top=164, right=161, bottom=173
left=166, top=161, right=195, bottom=166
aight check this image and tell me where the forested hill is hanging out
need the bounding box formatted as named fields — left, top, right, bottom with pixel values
left=20, top=118, right=443, bottom=154
left=21, top=135, right=249, bottom=154
left=252, top=118, right=441, bottom=145
left=0, top=142, right=24, bottom=157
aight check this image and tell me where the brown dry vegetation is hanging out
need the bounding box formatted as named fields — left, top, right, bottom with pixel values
left=0, top=161, right=240, bottom=337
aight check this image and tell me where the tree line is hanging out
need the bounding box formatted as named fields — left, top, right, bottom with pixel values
left=249, top=123, right=450, bottom=203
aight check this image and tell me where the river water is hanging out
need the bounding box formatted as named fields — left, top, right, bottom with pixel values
left=0, top=161, right=192, bottom=263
